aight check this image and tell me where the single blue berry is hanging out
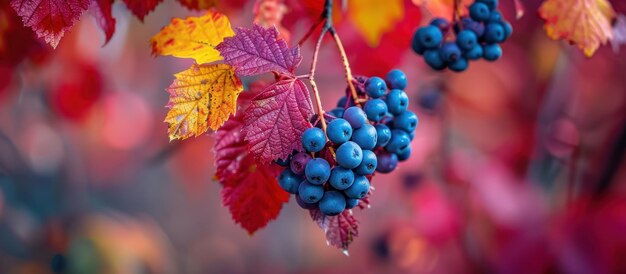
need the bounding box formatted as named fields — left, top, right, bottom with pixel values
left=298, top=181, right=324, bottom=203
left=448, top=57, right=469, bottom=72
left=484, top=23, right=505, bottom=43
left=302, top=127, right=326, bottom=153
left=469, top=2, right=490, bottom=22
left=290, top=152, right=312, bottom=175
left=385, top=129, right=411, bottom=154
left=416, top=26, right=444, bottom=49
left=394, top=111, right=419, bottom=133
left=278, top=169, right=302, bottom=194
left=439, top=42, right=462, bottom=63
left=412, top=33, right=425, bottom=55
left=489, top=11, right=502, bottom=22
left=337, top=96, right=355, bottom=108
left=376, top=151, right=398, bottom=173
left=354, top=150, right=377, bottom=175
left=463, top=45, right=483, bottom=60
left=363, top=99, right=388, bottom=122
left=397, top=147, right=412, bottom=161
left=386, top=69, right=408, bottom=90
left=430, top=18, right=451, bottom=34
left=351, top=124, right=377, bottom=150
left=343, top=106, right=368, bottom=129
left=365, top=77, right=388, bottom=98
left=329, top=167, right=355, bottom=190
left=477, top=0, right=498, bottom=11
left=319, top=191, right=347, bottom=216
left=345, top=198, right=359, bottom=209
left=375, top=124, right=392, bottom=147
left=456, top=30, right=478, bottom=51
left=419, top=88, right=442, bottom=111
left=305, top=158, right=331, bottom=185
left=329, top=107, right=344, bottom=118
left=457, top=18, right=485, bottom=37
left=483, top=43, right=502, bottom=61
left=327, top=118, right=352, bottom=144
left=424, top=49, right=447, bottom=71
left=386, top=89, right=409, bottom=115
left=336, top=141, right=363, bottom=169
left=502, top=22, right=513, bottom=40
left=344, top=176, right=370, bottom=199
left=296, top=193, right=318, bottom=209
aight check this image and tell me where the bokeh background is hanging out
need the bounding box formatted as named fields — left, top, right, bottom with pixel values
left=1, top=0, right=626, bottom=273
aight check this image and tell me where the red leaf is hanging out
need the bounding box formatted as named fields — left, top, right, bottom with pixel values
left=215, top=101, right=289, bottom=235
left=310, top=209, right=359, bottom=251
left=10, top=0, right=90, bottom=48
left=92, top=0, right=116, bottom=45
left=216, top=24, right=302, bottom=76
left=123, top=0, right=163, bottom=21
left=1, top=1, right=46, bottom=66
left=242, top=77, right=314, bottom=162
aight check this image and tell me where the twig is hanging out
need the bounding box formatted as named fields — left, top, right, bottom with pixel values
left=330, top=30, right=360, bottom=105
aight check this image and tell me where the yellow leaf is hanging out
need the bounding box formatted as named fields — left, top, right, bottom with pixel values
left=348, top=0, right=404, bottom=47
left=165, top=64, right=243, bottom=141
left=412, top=0, right=472, bottom=21
left=539, top=0, right=615, bottom=57
left=151, top=10, right=235, bottom=64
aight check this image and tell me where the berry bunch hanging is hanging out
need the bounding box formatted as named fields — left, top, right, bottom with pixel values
left=277, top=70, right=418, bottom=216
left=412, top=0, right=513, bottom=72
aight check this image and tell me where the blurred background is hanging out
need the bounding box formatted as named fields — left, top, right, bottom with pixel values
left=1, top=0, right=625, bottom=273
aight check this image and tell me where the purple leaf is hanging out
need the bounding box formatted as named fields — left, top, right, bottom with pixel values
left=242, top=77, right=313, bottom=162
left=310, top=209, right=360, bottom=252
left=216, top=24, right=302, bottom=76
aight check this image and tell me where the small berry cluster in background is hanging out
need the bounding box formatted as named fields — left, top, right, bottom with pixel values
left=412, top=0, right=513, bottom=72
left=276, top=70, right=418, bottom=216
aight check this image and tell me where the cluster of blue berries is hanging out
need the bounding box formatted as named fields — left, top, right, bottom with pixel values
left=412, top=0, right=512, bottom=72
left=276, top=69, right=418, bottom=216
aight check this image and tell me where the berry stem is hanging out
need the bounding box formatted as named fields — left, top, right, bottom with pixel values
left=309, top=26, right=328, bottom=134
left=330, top=30, right=360, bottom=106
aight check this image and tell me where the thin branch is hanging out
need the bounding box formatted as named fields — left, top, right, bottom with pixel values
left=330, top=30, right=360, bottom=105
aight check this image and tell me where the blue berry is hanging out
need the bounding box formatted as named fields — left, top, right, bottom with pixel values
left=456, top=30, right=478, bottom=51
left=363, top=99, right=388, bottom=122
left=343, top=106, right=367, bottom=129
left=354, top=150, right=377, bottom=175
left=469, top=2, right=490, bottom=22
left=385, top=129, right=411, bottom=154
left=412, top=34, right=425, bottom=55
left=305, top=158, right=331, bottom=185
left=336, top=141, right=363, bottom=169
left=463, top=45, right=483, bottom=60
left=375, top=124, right=392, bottom=147
left=302, top=127, right=326, bottom=153
left=290, top=152, right=312, bottom=175
left=376, top=151, right=398, bottom=173
left=502, top=22, right=512, bottom=40
left=345, top=198, right=359, bottom=209
left=351, top=124, right=377, bottom=150
left=489, top=11, right=502, bottom=22
left=365, top=77, right=387, bottom=98
left=419, top=88, right=442, bottom=111
left=448, top=57, right=469, bottom=72
left=344, top=176, right=370, bottom=199
left=385, top=89, right=409, bottom=115
left=458, top=18, right=485, bottom=37
left=394, top=111, right=419, bottom=133
left=327, top=118, right=352, bottom=144
left=319, top=191, right=347, bottom=216
left=329, top=167, right=355, bottom=190
left=483, top=43, right=502, bottom=61
left=424, top=49, right=447, bottom=71
left=296, top=194, right=318, bottom=209
left=337, top=96, right=348, bottom=107
left=477, top=0, right=498, bottom=10
left=386, top=69, right=407, bottom=90
left=416, top=26, right=443, bottom=49
left=278, top=169, right=301, bottom=194
left=298, top=181, right=324, bottom=203
left=430, top=18, right=451, bottom=34
left=397, top=147, right=411, bottom=162
left=329, top=107, right=344, bottom=118
left=439, top=42, right=462, bottom=63
left=484, top=23, right=505, bottom=43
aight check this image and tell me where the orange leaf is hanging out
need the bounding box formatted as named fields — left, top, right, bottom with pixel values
left=348, top=0, right=404, bottom=47
left=412, top=0, right=472, bottom=21
left=165, top=64, right=243, bottom=141
left=150, top=10, right=234, bottom=64
left=539, top=0, right=616, bottom=57
left=253, top=0, right=291, bottom=43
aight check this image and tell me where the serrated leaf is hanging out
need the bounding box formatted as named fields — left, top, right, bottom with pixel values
left=348, top=0, right=403, bottom=47
left=216, top=24, right=302, bottom=76
left=242, top=78, right=314, bottom=162
left=165, top=63, right=243, bottom=141
left=92, top=0, right=116, bottom=45
left=151, top=10, right=235, bottom=64
left=10, top=0, right=90, bottom=48
left=177, top=0, right=217, bottom=10
left=123, top=0, right=162, bottom=21
left=539, top=0, right=616, bottom=57
left=215, top=109, right=289, bottom=235
left=310, top=209, right=359, bottom=251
